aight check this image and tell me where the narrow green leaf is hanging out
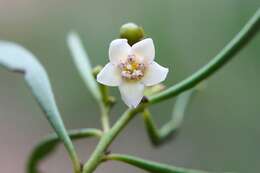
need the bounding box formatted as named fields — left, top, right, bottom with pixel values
left=67, top=32, right=102, bottom=102
left=0, top=41, right=80, bottom=172
left=105, top=154, right=232, bottom=173
left=27, top=128, right=102, bottom=173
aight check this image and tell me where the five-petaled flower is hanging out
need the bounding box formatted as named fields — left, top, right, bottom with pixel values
left=97, top=38, right=168, bottom=108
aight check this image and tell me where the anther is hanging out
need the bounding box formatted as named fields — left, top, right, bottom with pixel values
left=119, top=55, right=146, bottom=80
left=138, top=63, right=145, bottom=70
left=127, top=55, right=135, bottom=62
left=118, top=63, right=126, bottom=69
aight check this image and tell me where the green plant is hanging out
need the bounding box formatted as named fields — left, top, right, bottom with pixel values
left=0, top=8, right=259, bottom=173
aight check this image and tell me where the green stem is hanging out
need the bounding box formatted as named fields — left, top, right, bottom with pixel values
left=149, top=8, right=260, bottom=104
left=100, top=103, right=110, bottom=132
left=143, top=89, right=194, bottom=145
left=96, top=72, right=112, bottom=132
left=82, top=106, right=145, bottom=173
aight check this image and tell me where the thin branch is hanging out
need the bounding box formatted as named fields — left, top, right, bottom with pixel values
left=149, top=8, right=260, bottom=104
left=143, top=89, right=194, bottom=146
left=82, top=106, right=145, bottom=173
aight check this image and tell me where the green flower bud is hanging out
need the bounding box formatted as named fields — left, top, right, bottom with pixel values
left=92, top=65, right=103, bottom=78
left=120, top=23, right=144, bottom=45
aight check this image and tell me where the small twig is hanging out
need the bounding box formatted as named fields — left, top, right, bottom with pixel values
left=149, top=8, right=260, bottom=104
left=142, top=89, right=194, bottom=146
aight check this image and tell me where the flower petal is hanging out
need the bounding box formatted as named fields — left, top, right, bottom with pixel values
left=97, top=63, right=121, bottom=86
left=142, top=61, right=169, bottom=86
left=132, top=38, right=155, bottom=63
left=119, top=82, right=144, bottom=108
left=109, top=39, right=131, bottom=65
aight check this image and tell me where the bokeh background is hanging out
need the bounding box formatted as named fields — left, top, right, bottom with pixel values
left=0, top=0, right=260, bottom=173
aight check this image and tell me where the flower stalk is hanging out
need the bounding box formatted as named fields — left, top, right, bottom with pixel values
left=83, top=105, right=145, bottom=173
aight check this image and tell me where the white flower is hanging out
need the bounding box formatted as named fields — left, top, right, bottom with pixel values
left=97, top=38, right=169, bottom=108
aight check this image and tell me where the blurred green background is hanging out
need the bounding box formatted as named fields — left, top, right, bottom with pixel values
left=0, top=0, right=260, bottom=173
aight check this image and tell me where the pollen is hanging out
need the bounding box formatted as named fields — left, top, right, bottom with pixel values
left=118, top=55, right=146, bottom=80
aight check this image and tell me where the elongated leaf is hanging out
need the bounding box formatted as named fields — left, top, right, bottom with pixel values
left=0, top=41, right=80, bottom=172
left=105, top=154, right=232, bottom=173
left=27, top=128, right=102, bottom=173
left=67, top=32, right=102, bottom=102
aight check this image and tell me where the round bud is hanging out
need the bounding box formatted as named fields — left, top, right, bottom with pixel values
left=92, top=65, right=103, bottom=78
left=120, top=23, right=144, bottom=45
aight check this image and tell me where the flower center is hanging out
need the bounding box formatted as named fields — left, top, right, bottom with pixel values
left=118, top=55, right=145, bottom=81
